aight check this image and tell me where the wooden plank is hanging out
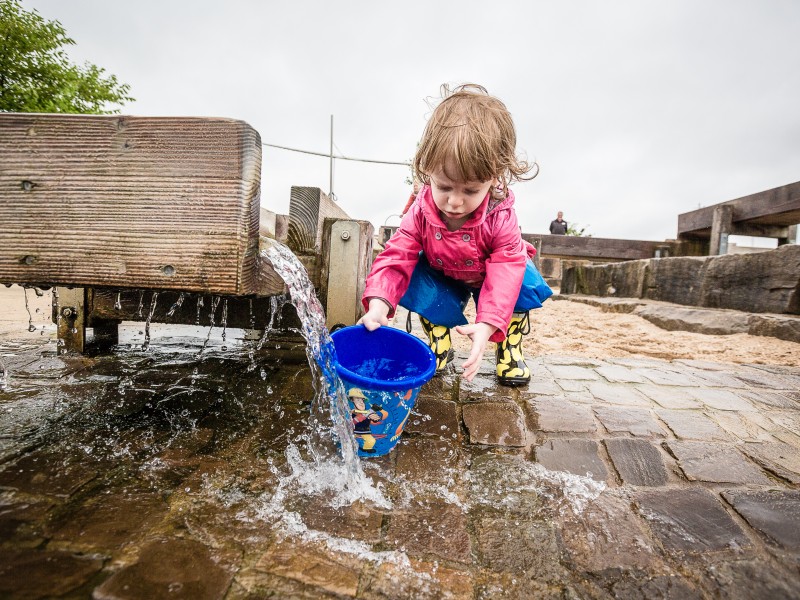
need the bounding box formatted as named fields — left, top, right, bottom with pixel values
left=678, top=180, right=800, bottom=237
left=287, top=187, right=350, bottom=253
left=0, top=113, right=262, bottom=294
left=523, top=234, right=681, bottom=261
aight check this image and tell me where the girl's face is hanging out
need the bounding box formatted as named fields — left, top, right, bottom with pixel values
left=429, top=160, right=497, bottom=230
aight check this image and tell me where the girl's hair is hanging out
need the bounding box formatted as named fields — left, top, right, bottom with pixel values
left=413, top=84, right=538, bottom=197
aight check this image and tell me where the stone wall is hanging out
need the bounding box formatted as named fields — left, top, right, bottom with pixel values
left=561, top=244, right=800, bottom=314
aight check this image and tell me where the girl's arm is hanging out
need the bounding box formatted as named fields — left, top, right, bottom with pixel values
left=477, top=209, right=528, bottom=343
left=361, top=202, right=425, bottom=319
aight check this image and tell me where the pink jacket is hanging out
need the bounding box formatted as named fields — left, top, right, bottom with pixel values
left=363, top=185, right=536, bottom=343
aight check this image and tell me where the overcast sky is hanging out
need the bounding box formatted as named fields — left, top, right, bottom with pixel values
left=24, top=0, right=800, bottom=243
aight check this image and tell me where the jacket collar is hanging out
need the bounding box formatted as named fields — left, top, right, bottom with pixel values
left=419, top=184, right=516, bottom=228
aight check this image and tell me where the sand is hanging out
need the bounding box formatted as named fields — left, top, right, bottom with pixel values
left=2, top=285, right=799, bottom=367
left=447, top=296, right=800, bottom=368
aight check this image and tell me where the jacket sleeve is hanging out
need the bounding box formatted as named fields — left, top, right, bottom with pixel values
left=476, top=209, right=527, bottom=343
left=361, top=205, right=423, bottom=317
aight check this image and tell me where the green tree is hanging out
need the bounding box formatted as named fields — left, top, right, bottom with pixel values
left=566, top=222, right=591, bottom=237
left=0, top=0, right=133, bottom=113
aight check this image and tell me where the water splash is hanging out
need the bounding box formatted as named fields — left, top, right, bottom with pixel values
left=166, top=292, right=185, bottom=317
left=221, top=299, right=228, bottom=344
left=200, top=297, right=221, bottom=354
left=141, top=292, right=159, bottom=351
left=136, top=291, right=145, bottom=318
left=22, top=287, right=36, bottom=332
left=195, top=296, right=204, bottom=325
left=260, top=241, right=389, bottom=508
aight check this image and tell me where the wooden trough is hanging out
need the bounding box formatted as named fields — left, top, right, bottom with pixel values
left=0, top=113, right=373, bottom=352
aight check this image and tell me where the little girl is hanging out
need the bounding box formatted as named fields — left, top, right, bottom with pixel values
left=359, top=84, right=552, bottom=385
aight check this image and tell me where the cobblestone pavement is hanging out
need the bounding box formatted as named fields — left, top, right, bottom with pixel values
left=0, top=322, right=799, bottom=599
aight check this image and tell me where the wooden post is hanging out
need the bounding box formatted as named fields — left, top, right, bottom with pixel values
left=709, top=205, right=733, bottom=255
left=320, top=218, right=374, bottom=329
left=779, top=224, right=797, bottom=246
left=287, top=187, right=350, bottom=254
left=529, top=237, right=542, bottom=271
left=55, top=287, right=85, bottom=354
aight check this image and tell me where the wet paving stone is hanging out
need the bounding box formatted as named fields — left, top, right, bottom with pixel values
left=587, top=382, right=653, bottom=407
left=0, top=548, right=103, bottom=598
left=462, top=401, right=526, bottom=447
left=93, top=537, right=237, bottom=600
left=705, top=558, right=800, bottom=600
left=637, top=367, right=703, bottom=387
left=404, top=396, right=460, bottom=438
left=584, top=568, right=703, bottom=600
left=476, top=573, right=569, bottom=600
left=360, top=558, right=474, bottom=600
left=740, top=441, right=800, bottom=484
left=561, top=493, right=664, bottom=571
left=690, top=389, right=755, bottom=412
left=474, top=516, right=567, bottom=584
left=665, top=441, right=772, bottom=484
left=469, top=454, right=544, bottom=516
left=593, top=406, right=666, bottom=437
left=635, top=384, right=703, bottom=409
left=713, top=411, right=776, bottom=443
left=3, top=325, right=800, bottom=598
left=45, top=489, right=168, bottom=553
left=527, top=397, right=596, bottom=433
left=395, top=436, right=465, bottom=486
left=595, top=364, right=647, bottom=384
left=526, top=378, right=562, bottom=396
left=767, top=411, right=800, bottom=437
left=385, top=502, right=472, bottom=564
left=656, top=409, right=731, bottom=441
left=0, top=448, right=101, bottom=498
left=721, top=489, right=800, bottom=551
left=0, top=492, right=54, bottom=546
left=737, top=389, right=800, bottom=410
left=556, top=378, right=588, bottom=392
left=547, top=364, right=600, bottom=381
left=604, top=439, right=669, bottom=486
left=253, top=539, right=362, bottom=598
left=681, top=367, right=748, bottom=388
left=534, top=439, right=608, bottom=482
left=635, top=489, right=750, bottom=553
left=734, top=367, right=794, bottom=390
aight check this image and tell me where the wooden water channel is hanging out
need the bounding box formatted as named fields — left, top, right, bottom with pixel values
left=0, top=113, right=372, bottom=353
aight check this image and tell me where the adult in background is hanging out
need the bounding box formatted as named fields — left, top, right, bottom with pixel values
left=549, top=211, right=568, bottom=235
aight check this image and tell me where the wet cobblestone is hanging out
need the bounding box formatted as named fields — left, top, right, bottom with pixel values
left=0, top=324, right=799, bottom=598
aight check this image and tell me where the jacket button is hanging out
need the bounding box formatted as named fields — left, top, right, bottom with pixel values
left=435, top=231, right=442, bottom=240
left=436, top=258, right=443, bottom=265
left=462, top=233, right=471, bottom=242
left=465, top=260, right=474, bottom=266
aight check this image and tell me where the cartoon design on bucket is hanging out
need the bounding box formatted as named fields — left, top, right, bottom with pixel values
left=331, top=325, right=436, bottom=458
left=348, top=387, right=388, bottom=454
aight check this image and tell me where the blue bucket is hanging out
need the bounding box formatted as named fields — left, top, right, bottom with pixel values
left=330, top=325, right=436, bottom=457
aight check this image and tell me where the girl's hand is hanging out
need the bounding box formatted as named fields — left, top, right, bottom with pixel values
left=357, top=298, right=391, bottom=331
left=454, top=322, right=498, bottom=382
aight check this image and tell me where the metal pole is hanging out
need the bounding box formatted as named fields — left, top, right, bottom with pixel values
left=329, top=114, right=334, bottom=198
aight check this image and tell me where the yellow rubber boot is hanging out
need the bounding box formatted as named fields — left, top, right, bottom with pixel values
left=496, top=312, right=531, bottom=386
left=419, top=315, right=454, bottom=372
